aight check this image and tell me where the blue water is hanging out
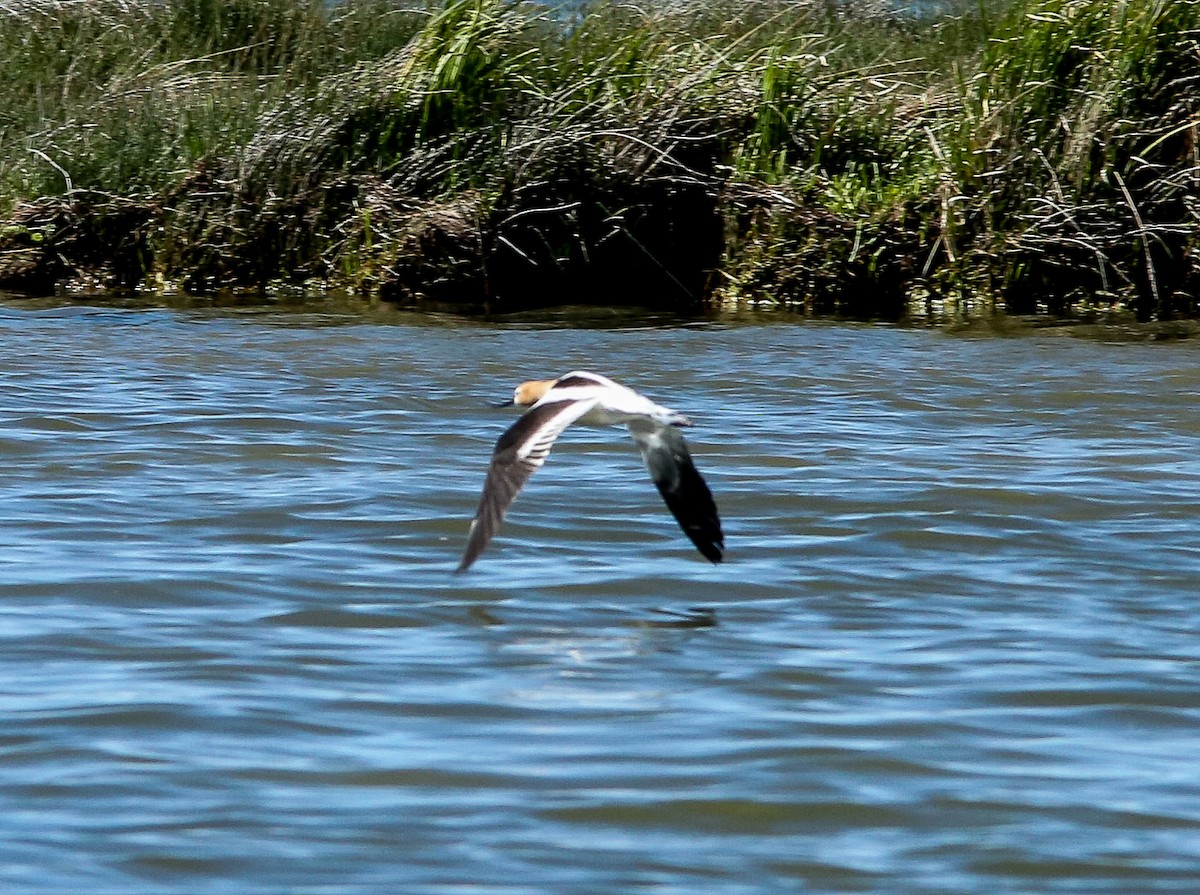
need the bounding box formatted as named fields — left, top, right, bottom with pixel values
left=1, top=299, right=1198, bottom=893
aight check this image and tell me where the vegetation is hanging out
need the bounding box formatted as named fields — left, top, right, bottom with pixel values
left=0, top=0, right=1196, bottom=318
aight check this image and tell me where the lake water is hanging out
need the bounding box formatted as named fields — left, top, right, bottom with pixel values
left=1, top=296, right=1198, bottom=894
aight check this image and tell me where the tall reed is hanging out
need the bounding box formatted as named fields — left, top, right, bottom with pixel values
left=0, top=0, right=428, bottom=202
left=950, top=0, right=1200, bottom=315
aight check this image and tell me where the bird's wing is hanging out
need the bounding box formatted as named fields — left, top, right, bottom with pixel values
left=627, top=420, right=724, bottom=563
left=457, top=397, right=599, bottom=572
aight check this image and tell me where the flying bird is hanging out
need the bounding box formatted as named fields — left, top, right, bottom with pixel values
left=458, top=371, right=724, bottom=571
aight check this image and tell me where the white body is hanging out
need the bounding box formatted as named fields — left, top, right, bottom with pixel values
left=528, top=371, right=691, bottom=429
left=457, top=370, right=721, bottom=571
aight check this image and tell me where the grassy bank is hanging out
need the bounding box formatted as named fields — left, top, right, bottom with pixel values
left=0, top=0, right=1196, bottom=318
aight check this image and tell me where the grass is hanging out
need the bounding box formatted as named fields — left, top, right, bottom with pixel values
left=958, top=0, right=1200, bottom=317
left=0, top=0, right=1196, bottom=319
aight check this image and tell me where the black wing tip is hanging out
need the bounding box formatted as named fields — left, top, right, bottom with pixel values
left=456, top=519, right=491, bottom=573
left=454, top=546, right=477, bottom=573
left=675, top=514, right=724, bottom=564
left=661, top=474, right=724, bottom=564
left=693, top=535, right=724, bottom=563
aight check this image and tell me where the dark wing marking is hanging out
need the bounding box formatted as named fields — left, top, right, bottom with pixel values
left=457, top=398, right=598, bottom=572
left=551, top=373, right=608, bottom=390
left=627, top=420, right=724, bottom=563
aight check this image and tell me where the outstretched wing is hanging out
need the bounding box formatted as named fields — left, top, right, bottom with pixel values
left=457, top=398, right=598, bottom=572
left=627, top=420, right=724, bottom=563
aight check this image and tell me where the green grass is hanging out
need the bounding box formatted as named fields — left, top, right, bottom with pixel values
left=1, top=0, right=1196, bottom=318
left=950, top=0, right=1200, bottom=315
left=0, top=0, right=430, bottom=200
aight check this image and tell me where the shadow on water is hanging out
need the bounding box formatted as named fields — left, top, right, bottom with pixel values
left=8, top=287, right=1200, bottom=341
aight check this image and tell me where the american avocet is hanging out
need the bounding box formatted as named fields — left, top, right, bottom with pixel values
left=457, top=371, right=724, bottom=572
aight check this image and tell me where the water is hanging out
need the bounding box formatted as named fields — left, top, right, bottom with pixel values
left=1, top=297, right=1198, bottom=894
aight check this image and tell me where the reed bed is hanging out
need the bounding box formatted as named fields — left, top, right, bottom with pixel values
left=0, top=0, right=1196, bottom=318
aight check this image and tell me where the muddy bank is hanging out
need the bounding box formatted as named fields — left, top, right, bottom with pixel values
left=0, top=175, right=939, bottom=315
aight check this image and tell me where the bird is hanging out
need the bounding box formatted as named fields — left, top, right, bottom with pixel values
left=457, top=371, right=724, bottom=572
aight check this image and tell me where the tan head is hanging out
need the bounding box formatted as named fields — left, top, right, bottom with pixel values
left=513, top=378, right=556, bottom=407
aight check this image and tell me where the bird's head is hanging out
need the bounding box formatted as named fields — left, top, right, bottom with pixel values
left=494, top=377, right=556, bottom=408
left=513, top=378, right=556, bottom=407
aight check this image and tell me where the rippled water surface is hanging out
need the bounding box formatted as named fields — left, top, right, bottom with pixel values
left=2, top=298, right=1199, bottom=894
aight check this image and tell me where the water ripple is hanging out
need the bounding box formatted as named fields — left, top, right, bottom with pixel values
left=1, top=302, right=1199, bottom=893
